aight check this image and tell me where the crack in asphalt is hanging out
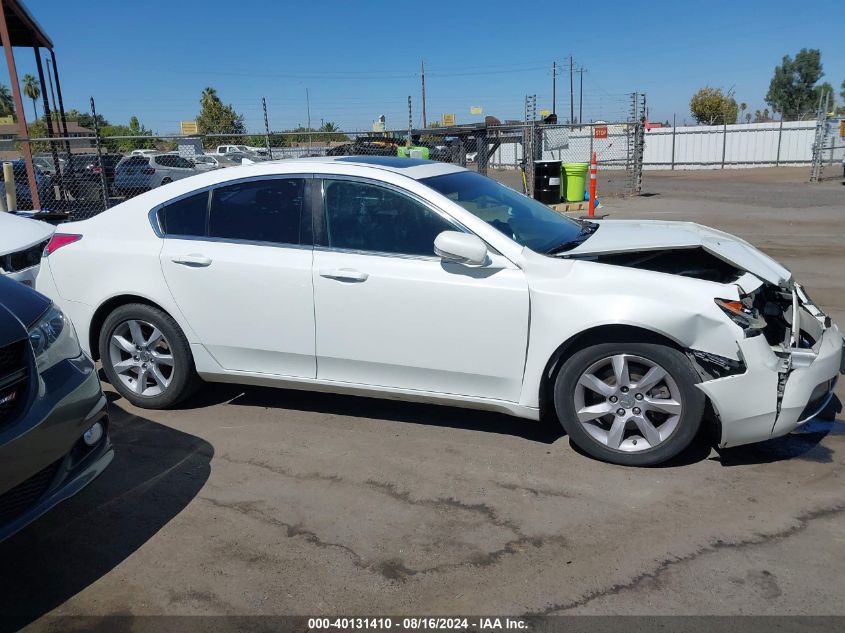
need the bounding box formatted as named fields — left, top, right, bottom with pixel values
left=204, top=456, right=569, bottom=581
left=494, top=481, right=574, bottom=498
left=527, top=502, right=845, bottom=616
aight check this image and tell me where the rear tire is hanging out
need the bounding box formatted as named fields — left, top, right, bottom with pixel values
left=98, top=303, right=200, bottom=409
left=553, top=342, right=704, bottom=466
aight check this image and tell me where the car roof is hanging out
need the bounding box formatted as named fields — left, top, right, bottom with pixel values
left=265, top=156, right=464, bottom=180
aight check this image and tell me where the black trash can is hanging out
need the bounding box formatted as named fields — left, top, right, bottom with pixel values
left=533, top=160, right=562, bottom=205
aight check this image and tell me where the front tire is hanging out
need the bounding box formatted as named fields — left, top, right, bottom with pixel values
left=553, top=342, right=705, bottom=466
left=99, top=303, right=199, bottom=409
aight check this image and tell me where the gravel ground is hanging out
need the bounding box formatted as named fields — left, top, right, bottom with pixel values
left=2, top=167, right=844, bottom=627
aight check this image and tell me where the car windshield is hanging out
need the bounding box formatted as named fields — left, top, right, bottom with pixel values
left=420, top=170, right=595, bottom=254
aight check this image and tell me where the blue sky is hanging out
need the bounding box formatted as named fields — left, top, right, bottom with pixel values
left=7, top=0, right=844, bottom=133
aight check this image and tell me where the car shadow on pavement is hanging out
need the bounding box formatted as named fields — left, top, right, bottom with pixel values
left=178, top=382, right=567, bottom=444
left=0, top=399, right=213, bottom=628
left=714, top=417, right=841, bottom=466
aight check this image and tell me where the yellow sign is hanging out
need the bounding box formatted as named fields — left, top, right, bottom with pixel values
left=470, top=106, right=482, bottom=115
left=0, top=115, right=13, bottom=125
left=540, top=109, right=551, bottom=118
left=441, top=113, right=456, bottom=126
left=840, top=120, right=845, bottom=138
left=180, top=120, right=199, bottom=135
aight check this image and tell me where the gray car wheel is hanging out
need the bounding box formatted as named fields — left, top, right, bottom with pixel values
left=554, top=342, right=705, bottom=466
left=99, top=303, right=200, bottom=409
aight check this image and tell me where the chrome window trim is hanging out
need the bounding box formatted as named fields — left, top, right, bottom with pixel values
left=312, top=245, right=442, bottom=262
left=148, top=173, right=314, bottom=242
left=159, top=234, right=313, bottom=252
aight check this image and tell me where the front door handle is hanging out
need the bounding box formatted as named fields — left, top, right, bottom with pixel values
left=172, top=254, right=212, bottom=267
left=319, top=268, right=369, bottom=282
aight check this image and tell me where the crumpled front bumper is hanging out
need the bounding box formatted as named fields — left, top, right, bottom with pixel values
left=697, top=285, right=844, bottom=448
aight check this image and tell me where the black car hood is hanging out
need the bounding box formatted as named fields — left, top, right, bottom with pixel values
left=0, top=276, right=50, bottom=346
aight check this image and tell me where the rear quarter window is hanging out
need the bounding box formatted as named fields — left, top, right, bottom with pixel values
left=158, top=192, right=208, bottom=237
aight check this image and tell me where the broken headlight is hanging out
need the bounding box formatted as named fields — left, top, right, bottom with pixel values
left=715, top=298, right=766, bottom=336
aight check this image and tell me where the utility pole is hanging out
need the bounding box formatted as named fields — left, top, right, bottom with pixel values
left=44, top=55, right=57, bottom=122
left=578, top=67, right=585, bottom=125
left=407, top=95, right=413, bottom=148
left=305, top=87, right=311, bottom=146
left=421, top=60, right=427, bottom=128
left=569, top=55, right=574, bottom=125
left=552, top=61, right=556, bottom=115
left=262, top=97, right=271, bottom=157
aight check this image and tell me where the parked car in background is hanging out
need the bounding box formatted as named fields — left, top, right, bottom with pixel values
left=0, top=212, right=54, bottom=286
left=0, top=274, right=112, bottom=542
left=0, top=160, right=54, bottom=210
left=214, top=145, right=269, bottom=158
left=215, top=145, right=251, bottom=156
left=36, top=157, right=844, bottom=466
left=64, top=153, right=123, bottom=201
left=222, top=151, right=268, bottom=165
left=32, top=155, right=66, bottom=177
left=130, top=149, right=159, bottom=157
left=114, top=154, right=198, bottom=197
left=190, top=155, right=238, bottom=171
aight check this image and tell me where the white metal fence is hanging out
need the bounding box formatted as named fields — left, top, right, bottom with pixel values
left=643, top=120, right=844, bottom=170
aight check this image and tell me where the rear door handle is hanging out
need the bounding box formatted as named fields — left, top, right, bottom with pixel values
left=172, top=254, right=212, bottom=267
left=319, top=268, right=369, bottom=282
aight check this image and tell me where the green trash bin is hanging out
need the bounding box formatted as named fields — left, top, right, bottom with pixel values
left=562, top=162, right=589, bottom=202
left=397, top=146, right=430, bottom=159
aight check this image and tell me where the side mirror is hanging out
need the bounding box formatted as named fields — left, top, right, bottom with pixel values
left=434, top=231, right=488, bottom=266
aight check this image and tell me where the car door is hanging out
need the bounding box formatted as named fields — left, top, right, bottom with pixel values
left=158, top=176, right=316, bottom=377
left=312, top=177, right=529, bottom=402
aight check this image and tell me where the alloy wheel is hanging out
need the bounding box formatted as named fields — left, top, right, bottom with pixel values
left=108, top=319, right=175, bottom=397
left=573, top=354, right=683, bottom=452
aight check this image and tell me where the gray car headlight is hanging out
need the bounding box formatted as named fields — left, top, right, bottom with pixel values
left=28, top=305, right=81, bottom=372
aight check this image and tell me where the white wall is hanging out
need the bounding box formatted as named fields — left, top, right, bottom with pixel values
left=643, top=120, right=826, bottom=170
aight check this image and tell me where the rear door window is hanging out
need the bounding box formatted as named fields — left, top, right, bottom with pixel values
left=208, top=178, right=305, bottom=245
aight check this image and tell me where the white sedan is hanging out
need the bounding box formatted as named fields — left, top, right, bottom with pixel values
left=35, top=156, right=843, bottom=465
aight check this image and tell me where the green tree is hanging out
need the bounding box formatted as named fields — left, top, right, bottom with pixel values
left=0, top=84, right=13, bottom=117
left=195, top=87, right=245, bottom=147
left=753, top=108, right=772, bottom=123
left=814, top=81, right=835, bottom=112
left=76, top=112, right=109, bottom=129
left=101, top=115, right=155, bottom=152
left=201, top=87, right=218, bottom=108
left=316, top=121, right=348, bottom=142
left=689, top=86, right=738, bottom=125
left=765, top=48, right=824, bottom=119
left=738, top=102, right=747, bottom=124
left=22, top=74, right=40, bottom=121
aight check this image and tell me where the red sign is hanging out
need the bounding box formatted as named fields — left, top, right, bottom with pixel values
left=594, top=126, right=608, bottom=139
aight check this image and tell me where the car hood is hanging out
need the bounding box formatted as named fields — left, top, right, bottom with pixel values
left=565, top=219, right=791, bottom=287
left=0, top=213, right=54, bottom=255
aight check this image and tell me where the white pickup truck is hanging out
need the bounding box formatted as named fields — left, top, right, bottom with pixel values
left=215, top=145, right=269, bottom=157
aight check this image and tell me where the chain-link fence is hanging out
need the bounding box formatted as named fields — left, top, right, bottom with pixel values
left=3, top=117, right=645, bottom=221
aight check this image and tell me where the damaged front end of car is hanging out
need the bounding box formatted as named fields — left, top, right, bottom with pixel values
left=669, top=269, right=842, bottom=447
left=560, top=221, right=844, bottom=448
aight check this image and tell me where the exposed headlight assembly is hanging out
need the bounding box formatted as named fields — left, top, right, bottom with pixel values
left=28, top=305, right=81, bottom=372
left=715, top=298, right=766, bottom=336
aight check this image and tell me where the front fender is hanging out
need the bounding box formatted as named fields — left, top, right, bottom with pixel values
left=518, top=255, right=743, bottom=408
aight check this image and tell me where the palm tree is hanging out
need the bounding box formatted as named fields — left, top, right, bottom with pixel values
left=201, top=86, right=218, bottom=108
left=22, top=74, right=40, bottom=121
left=0, top=84, right=13, bottom=117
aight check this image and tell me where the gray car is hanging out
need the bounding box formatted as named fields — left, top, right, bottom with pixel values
left=114, top=154, right=198, bottom=198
